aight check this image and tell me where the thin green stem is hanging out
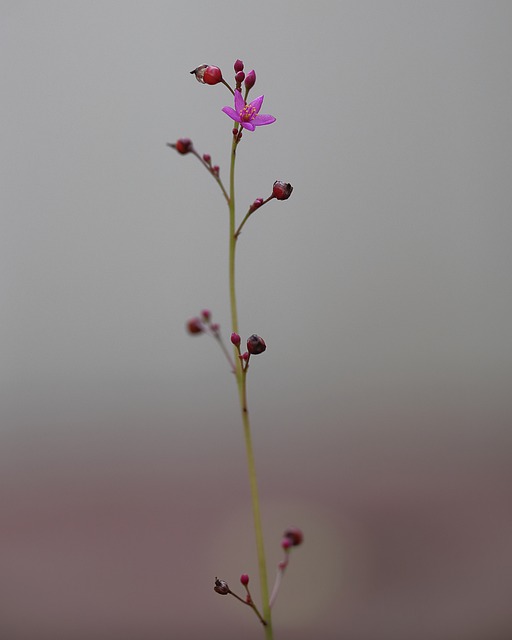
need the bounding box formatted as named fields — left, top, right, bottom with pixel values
left=228, top=127, right=273, bottom=640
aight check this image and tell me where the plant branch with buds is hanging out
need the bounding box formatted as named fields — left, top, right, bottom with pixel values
left=169, top=58, right=301, bottom=640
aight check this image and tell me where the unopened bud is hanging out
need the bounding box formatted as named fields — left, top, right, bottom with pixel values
left=249, top=198, right=264, bottom=213
left=240, top=573, right=249, bottom=586
left=283, top=527, right=303, bottom=547
left=230, top=332, right=241, bottom=347
left=247, top=334, right=266, bottom=355
left=201, top=309, right=211, bottom=322
left=240, top=351, right=250, bottom=362
left=186, top=317, right=204, bottom=334
left=214, top=578, right=230, bottom=595
left=234, top=59, right=244, bottom=73
left=244, top=70, right=256, bottom=91
left=235, top=70, right=245, bottom=85
left=202, top=153, right=211, bottom=164
left=169, top=138, right=193, bottom=155
left=272, top=181, right=293, bottom=201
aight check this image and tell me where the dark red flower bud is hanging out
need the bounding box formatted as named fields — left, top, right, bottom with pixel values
left=201, top=309, right=211, bottom=322
left=244, top=70, right=256, bottom=91
left=234, top=59, right=244, bottom=73
left=191, top=64, right=222, bottom=85
left=283, top=527, right=303, bottom=547
left=240, top=351, right=250, bottom=362
left=272, top=181, right=293, bottom=200
left=212, top=165, right=220, bottom=177
left=203, top=66, right=223, bottom=85
left=235, top=70, right=245, bottom=85
left=230, top=332, right=241, bottom=347
left=202, top=153, right=211, bottom=164
left=240, top=573, right=249, bottom=586
left=186, top=317, right=204, bottom=334
left=169, top=138, right=193, bottom=155
left=247, top=334, right=266, bottom=355
left=214, top=578, right=230, bottom=595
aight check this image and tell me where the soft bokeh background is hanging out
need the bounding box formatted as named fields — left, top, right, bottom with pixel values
left=2, top=1, right=512, bottom=639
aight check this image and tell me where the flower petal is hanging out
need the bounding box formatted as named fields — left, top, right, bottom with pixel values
left=241, top=121, right=256, bottom=131
left=222, top=106, right=241, bottom=122
left=249, top=95, right=264, bottom=114
left=234, top=90, right=245, bottom=113
left=252, top=113, right=276, bottom=127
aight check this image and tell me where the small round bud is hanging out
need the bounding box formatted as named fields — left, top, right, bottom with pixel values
left=235, top=70, right=245, bottom=84
left=244, top=70, right=256, bottom=91
left=249, top=198, right=264, bottom=213
left=234, top=59, right=244, bottom=72
left=272, top=181, right=294, bottom=201
left=241, top=351, right=250, bottom=362
left=203, top=65, right=223, bottom=85
left=240, top=573, right=249, bottom=586
left=247, top=334, right=266, bottom=355
left=191, top=64, right=222, bottom=85
left=171, top=138, right=193, bottom=155
left=201, top=309, right=211, bottom=322
left=230, top=332, right=241, bottom=347
left=186, top=317, right=204, bottom=334
left=283, top=527, right=303, bottom=547
left=212, top=165, right=220, bottom=177
left=281, top=537, right=292, bottom=550
left=210, top=322, right=220, bottom=333
left=214, top=578, right=230, bottom=595
left=202, top=153, right=211, bottom=164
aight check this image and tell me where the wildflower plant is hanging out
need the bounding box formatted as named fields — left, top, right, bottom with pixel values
left=168, top=59, right=301, bottom=640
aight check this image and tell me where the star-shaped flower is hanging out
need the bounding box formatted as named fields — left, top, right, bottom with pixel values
left=222, top=90, right=276, bottom=131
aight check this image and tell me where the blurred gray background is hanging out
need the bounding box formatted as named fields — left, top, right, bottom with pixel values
left=2, top=2, right=512, bottom=639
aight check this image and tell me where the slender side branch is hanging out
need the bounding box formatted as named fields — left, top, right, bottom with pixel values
left=190, top=149, right=230, bottom=203
left=234, top=195, right=275, bottom=239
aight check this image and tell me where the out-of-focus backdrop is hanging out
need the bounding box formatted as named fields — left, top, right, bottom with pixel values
left=2, top=2, right=512, bottom=639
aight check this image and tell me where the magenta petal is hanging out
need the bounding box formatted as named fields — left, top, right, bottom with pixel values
left=241, top=121, right=256, bottom=131
left=222, top=106, right=241, bottom=122
left=249, top=95, right=264, bottom=113
left=234, top=90, right=245, bottom=112
left=252, top=114, right=276, bottom=126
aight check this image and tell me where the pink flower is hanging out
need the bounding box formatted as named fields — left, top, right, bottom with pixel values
left=222, top=90, right=276, bottom=132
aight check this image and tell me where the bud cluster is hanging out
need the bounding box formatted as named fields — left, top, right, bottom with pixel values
left=230, top=332, right=267, bottom=371
left=186, top=308, right=219, bottom=336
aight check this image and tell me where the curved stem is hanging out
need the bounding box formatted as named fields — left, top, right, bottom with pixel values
left=228, top=127, right=273, bottom=640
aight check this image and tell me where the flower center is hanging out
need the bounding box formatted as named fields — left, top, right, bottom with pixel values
left=240, top=104, right=257, bottom=122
